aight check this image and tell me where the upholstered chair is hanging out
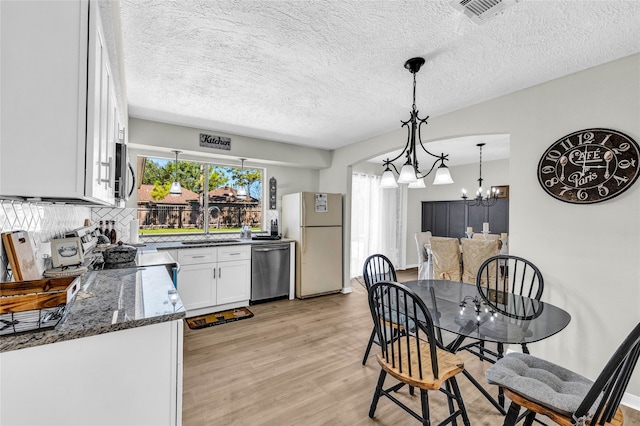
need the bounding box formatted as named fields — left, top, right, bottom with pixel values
left=414, top=231, right=432, bottom=280
left=461, top=238, right=500, bottom=285
left=428, top=237, right=462, bottom=282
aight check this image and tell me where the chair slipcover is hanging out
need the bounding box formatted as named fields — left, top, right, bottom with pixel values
left=471, top=233, right=503, bottom=251
left=472, top=233, right=500, bottom=240
left=414, top=231, right=432, bottom=280
left=429, top=237, right=462, bottom=282
left=461, top=238, right=500, bottom=285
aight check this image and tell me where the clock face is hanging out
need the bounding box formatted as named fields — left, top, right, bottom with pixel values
left=537, top=128, right=640, bottom=204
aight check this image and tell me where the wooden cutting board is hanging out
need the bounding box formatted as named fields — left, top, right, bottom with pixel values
left=2, top=231, right=41, bottom=281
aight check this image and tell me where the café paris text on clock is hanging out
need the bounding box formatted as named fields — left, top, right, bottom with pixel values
left=537, top=128, right=639, bottom=204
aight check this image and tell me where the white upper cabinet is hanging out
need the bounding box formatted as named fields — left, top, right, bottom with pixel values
left=0, top=0, right=121, bottom=205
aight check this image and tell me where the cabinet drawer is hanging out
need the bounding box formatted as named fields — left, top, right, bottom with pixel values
left=177, top=248, right=216, bottom=265
left=217, top=245, right=250, bottom=262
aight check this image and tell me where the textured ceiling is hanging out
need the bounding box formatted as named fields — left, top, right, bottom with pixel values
left=118, top=0, right=640, bottom=155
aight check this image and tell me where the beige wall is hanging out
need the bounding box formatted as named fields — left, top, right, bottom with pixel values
left=324, top=53, right=640, bottom=398
left=128, top=118, right=331, bottom=170
left=126, top=118, right=325, bottom=217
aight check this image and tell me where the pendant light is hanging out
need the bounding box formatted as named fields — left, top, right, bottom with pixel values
left=380, top=57, right=454, bottom=189
left=236, top=158, right=247, bottom=199
left=380, top=164, right=399, bottom=188
left=169, top=150, right=182, bottom=196
left=461, top=143, right=498, bottom=207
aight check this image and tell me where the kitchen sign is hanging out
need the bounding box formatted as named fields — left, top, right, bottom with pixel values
left=199, top=133, right=231, bottom=151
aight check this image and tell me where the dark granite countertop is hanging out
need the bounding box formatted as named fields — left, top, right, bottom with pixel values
left=0, top=265, right=185, bottom=353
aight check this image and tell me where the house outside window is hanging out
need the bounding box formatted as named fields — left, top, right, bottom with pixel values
left=136, top=156, right=263, bottom=235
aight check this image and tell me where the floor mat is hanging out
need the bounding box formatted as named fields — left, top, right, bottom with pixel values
left=186, top=307, right=254, bottom=330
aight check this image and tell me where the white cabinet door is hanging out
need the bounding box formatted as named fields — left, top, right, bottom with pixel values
left=86, top=2, right=115, bottom=205
left=0, top=0, right=118, bottom=205
left=177, top=263, right=216, bottom=311
left=0, top=321, right=182, bottom=426
left=217, top=259, right=251, bottom=305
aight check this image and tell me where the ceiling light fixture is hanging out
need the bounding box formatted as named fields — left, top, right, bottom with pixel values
left=461, top=143, right=498, bottom=207
left=169, top=150, right=182, bottom=196
left=236, top=158, right=247, bottom=199
left=381, top=57, right=454, bottom=189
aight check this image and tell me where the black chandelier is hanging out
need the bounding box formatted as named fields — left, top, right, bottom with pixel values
left=461, top=143, right=498, bottom=207
left=380, top=57, right=454, bottom=189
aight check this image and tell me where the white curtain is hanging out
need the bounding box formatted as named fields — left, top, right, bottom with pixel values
left=350, top=173, right=406, bottom=277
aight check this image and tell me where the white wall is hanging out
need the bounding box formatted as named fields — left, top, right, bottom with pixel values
left=323, top=54, right=640, bottom=398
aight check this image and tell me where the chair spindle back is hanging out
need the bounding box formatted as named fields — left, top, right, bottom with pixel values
left=477, top=255, right=544, bottom=306
left=362, top=254, right=397, bottom=290
left=368, top=281, right=440, bottom=379
left=574, top=322, right=640, bottom=425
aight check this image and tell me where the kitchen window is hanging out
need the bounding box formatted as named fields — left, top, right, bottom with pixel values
left=136, top=156, right=263, bottom=235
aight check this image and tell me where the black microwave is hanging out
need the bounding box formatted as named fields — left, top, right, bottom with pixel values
left=115, top=142, right=135, bottom=201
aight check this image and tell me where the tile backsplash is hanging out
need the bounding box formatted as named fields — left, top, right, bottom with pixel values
left=0, top=203, right=141, bottom=281
left=91, top=207, right=137, bottom=243
left=0, top=201, right=91, bottom=281
left=1, top=202, right=274, bottom=281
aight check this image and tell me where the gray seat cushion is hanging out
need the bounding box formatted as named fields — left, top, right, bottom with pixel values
left=486, top=352, right=593, bottom=417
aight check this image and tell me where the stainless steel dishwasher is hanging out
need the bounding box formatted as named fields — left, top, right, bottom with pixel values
left=250, top=243, right=290, bottom=303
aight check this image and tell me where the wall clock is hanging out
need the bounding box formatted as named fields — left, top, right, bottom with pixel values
left=537, top=128, right=639, bottom=204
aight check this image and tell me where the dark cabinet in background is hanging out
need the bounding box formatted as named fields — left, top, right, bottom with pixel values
left=421, top=199, right=509, bottom=239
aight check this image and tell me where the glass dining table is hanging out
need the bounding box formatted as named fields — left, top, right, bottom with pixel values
left=402, top=279, right=572, bottom=413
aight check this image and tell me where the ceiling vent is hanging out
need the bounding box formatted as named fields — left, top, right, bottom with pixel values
left=451, top=0, right=519, bottom=25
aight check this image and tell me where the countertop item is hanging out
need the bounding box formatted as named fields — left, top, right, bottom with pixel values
left=102, top=241, right=137, bottom=264
left=0, top=265, right=185, bottom=353
left=1, top=230, right=40, bottom=281
left=0, top=276, right=81, bottom=336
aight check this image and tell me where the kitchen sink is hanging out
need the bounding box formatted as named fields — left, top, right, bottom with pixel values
left=181, top=239, right=241, bottom=245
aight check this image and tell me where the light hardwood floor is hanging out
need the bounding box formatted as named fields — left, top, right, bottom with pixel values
left=182, top=268, right=640, bottom=425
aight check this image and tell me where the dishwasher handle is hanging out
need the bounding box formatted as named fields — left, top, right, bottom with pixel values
left=252, top=246, right=289, bottom=252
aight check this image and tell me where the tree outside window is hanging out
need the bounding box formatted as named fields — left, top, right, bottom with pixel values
left=137, top=157, right=263, bottom=235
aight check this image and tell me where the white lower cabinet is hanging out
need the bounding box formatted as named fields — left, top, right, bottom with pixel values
left=178, top=263, right=217, bottom=310
left=217, top=259, right=251, bottom=305
left=0, top=320, right=183, bottom=426
left=177, top=245, right=251, bottom=316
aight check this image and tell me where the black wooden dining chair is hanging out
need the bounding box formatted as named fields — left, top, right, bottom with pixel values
left=367, top=281, right=471, bottom=426
left=486, top=322, right=640, bottom=426
left=477, top=255, right=544, bottom=303
left=470, top=255, right=544, bottom=359
left=361, top=254, right=397, bottom=365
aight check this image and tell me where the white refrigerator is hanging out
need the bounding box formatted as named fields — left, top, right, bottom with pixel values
left=281, top=192, right=343, bottom=298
